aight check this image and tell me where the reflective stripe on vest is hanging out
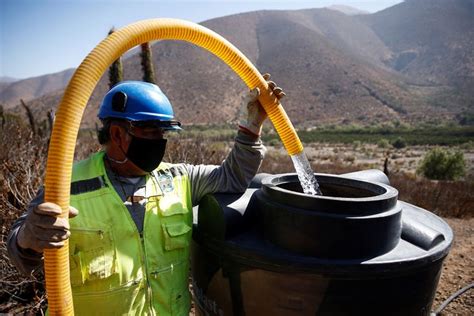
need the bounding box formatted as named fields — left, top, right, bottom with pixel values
left=68, top=151, right=192, bottom=315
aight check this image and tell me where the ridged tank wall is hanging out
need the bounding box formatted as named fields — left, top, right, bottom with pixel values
left=191, top=170, right=453, bottom=316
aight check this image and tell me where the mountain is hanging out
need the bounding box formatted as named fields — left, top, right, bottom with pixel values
left=0, top=76, right=19, bottom=83
left=8, top=1, right=474, bottom=128
left=0, top=68, right=74, bottom=108
left=73, top=9, right=423, bottom=128
left=327, top=5, right=369, bottom=16
left=359, top=0, right=474, bottom=92
left=0, top=77, right=19, bottom=101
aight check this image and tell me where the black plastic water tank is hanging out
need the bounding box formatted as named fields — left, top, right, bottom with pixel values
left=191, top=170, right=453, bottom=316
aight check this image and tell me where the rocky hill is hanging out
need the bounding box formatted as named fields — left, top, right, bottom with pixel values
left=327, top=5, right=369, bottom=16
left=0, top=68, right=74, bottom=108
left=5, top=1, right=473, bottom=128
left=0, top=76, right=19, bottom=83
left=359, top=0, right=474, bottom=93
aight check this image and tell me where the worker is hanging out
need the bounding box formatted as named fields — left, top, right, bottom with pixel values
left=7, top=76, right=285, bottom=315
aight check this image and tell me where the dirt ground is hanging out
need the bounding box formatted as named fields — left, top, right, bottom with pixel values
left=433, top=218, right=474, bottom=315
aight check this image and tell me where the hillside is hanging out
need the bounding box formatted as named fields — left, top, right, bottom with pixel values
left=6, top=2, right=474, bottom=128
left=360, top=0, right=474, bottom=91
left=75, top=9, right=425, bottom=128
left=0, top=76, right=18, bottom=83
left=327, top=5, right=369, bottom=16
left=0, top=68, right=74, bottom=108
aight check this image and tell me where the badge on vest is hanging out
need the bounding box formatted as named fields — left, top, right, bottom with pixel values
left=157, top=172, right=174, bottom=194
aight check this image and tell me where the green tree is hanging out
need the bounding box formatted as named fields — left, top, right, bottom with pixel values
left=377, top=138, right=391, bottom=148
left=108, top=27, right=123, bottom=89
left=417, top=148, right=466, bottom=180
left=140, top=42, right=156, bottom=84
left=457, top=111, right=474, bottom=126
left=391, top=137, right=406, bottom=149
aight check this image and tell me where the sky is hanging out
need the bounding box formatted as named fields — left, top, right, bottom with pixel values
left=0, top=0, right=403, bottom=80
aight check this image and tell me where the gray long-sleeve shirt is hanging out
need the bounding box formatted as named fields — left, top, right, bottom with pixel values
left=7, top=131, right=265, bottom=275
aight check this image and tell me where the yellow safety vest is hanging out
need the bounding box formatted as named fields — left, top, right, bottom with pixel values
left=67, top=151, right=192, bottom=315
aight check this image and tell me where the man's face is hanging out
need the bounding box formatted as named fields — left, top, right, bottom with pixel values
left=107, top=121, right=167, bottom=176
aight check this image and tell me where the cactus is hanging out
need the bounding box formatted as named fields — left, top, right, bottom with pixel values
left=140, top=42, right=156, bottom=84
left=20, top=99, right=36, bottom=135
left=107, top=27, right=123, bottom=89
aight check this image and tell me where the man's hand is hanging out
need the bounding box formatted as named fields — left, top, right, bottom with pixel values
left=239, top=73, right=286, bottom=136
left=16, top=202, right=79, bottom=253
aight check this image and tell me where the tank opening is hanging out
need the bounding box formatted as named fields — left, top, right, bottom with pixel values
left=278, top=180, right=385, bottom=198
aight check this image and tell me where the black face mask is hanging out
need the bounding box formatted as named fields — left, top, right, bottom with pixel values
left=126, top=136, right=167, bottom=172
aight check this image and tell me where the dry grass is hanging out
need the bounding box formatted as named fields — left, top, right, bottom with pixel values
left=1, top=118, right=49, bottom=314
left=391, top=173, right=474, bottom=218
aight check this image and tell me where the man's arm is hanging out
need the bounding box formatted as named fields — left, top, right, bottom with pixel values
left=184, top=74, right=285, bottom=206
left=184, top=130, right=266, bottom=206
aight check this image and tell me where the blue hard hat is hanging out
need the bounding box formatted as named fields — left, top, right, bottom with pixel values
left=98, top=81, right=181, bottom=131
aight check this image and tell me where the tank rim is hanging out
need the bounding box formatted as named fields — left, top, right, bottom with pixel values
left=262, top=172, right=398, bottom=202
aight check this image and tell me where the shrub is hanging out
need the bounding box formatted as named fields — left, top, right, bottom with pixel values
left=460, top=141, right=474, bottom=150
left=391, top=137, right=406, bottom=149
left=344, top=155, right=356, bottom=163
left=457, top=111, right=474, bottom=126
left=352, top=140, right=361, bottom=149
left=417, top=148, right=466, bottom=180
left=377, top=138, right=391, bottom=148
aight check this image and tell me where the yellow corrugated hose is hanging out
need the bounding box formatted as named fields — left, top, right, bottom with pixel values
left=44, top=18, right=304, bottom=315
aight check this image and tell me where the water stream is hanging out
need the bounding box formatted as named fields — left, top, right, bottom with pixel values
left=291, top=152, right=322, bottom=195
